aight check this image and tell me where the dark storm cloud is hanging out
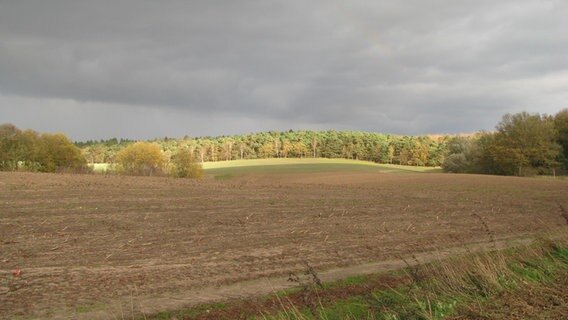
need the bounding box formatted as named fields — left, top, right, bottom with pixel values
left=1, top=0, right=567, bottom=140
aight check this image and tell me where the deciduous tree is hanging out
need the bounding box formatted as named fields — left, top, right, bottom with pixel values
left=1, top=124, right=86, bottom=172
left=39, top=133, right=87, bottom=172
left=490, top=112, right=560, bottom=176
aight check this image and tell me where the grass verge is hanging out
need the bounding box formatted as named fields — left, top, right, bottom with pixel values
left=146, top=237, right=568, bottom=320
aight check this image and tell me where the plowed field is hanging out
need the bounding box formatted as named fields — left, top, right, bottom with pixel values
left=1, top=171, right=567, bottom=319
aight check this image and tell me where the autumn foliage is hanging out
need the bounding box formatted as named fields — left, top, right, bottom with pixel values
left=115, top=142, right=165, bottom=176
left=443, top=110, right=566, bottom=176
left=0, top=124, right=87, bottom=172
left=114, top=141, right=203, bottom=178
left=171, top=148, right=203, bottom=178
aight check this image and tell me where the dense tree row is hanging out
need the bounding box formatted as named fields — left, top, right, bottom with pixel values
left=81, top=130, right=448, bottom=167
left=443, top=109, right=568, bottom=176
left=0, top=124, right=87, bottom=172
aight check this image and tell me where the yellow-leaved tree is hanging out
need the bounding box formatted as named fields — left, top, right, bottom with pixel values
left=115, top=142, right=165, bottom=176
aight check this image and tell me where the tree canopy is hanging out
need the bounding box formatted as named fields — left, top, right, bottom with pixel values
left=78, top=130, right=449, bottom=169
left=0, top=124, right=87, bottom=172
left=442, top=111, right=564, bottom=176
left=490, top=112, right=560, bottom=175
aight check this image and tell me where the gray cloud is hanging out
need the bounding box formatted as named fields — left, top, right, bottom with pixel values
left=1, top=0, right=567, bottom=140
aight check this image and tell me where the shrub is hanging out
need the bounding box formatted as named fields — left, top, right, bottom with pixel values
left=171, top=148, right=203, bottom=178
left=115, top=142, right=165, bottom=176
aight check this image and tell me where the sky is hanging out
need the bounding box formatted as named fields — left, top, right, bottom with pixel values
left=1, top=0, right=567, bottom=141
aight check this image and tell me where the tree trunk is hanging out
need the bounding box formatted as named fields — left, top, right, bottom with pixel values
left=312, top=139, right=317, bottom=158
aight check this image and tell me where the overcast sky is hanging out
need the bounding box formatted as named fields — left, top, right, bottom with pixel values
left=1, top=1, right=567, bottom=141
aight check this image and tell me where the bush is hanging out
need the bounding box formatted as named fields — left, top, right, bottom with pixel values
left=171, top=148, right=203, bottom=178
left=115, top=142, right=165, bottom=176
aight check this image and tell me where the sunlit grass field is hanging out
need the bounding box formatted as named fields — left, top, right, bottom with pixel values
left=203, top=158, right=441, bottom=176
left=89, top=158, right=442, bottom=175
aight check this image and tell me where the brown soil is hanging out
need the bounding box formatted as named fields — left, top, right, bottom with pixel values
left=0, top=171, right=567, bottom=319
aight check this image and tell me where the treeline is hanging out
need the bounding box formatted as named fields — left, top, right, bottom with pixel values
left=78, top=109, right=568, bottom=176
left=82, top=131, right=448, bottom=167
left=3, top=109, right=567, bottom=177
left=0, top=124, right=87, bottom=172
left=0, top=124, right=202, bottom=178
left=443, top=110, right=568, bottom=176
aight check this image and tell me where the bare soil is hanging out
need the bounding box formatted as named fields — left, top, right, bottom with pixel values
left=0, top=171, right=567, bottom=319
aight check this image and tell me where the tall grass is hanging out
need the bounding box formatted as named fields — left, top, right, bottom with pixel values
left=258, top=237, right=568, bottom=320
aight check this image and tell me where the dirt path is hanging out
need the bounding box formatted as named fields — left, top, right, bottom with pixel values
left=67, top=235, right=544, bottom=320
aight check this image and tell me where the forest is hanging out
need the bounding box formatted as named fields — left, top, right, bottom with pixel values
left=2, top=109, right=567, bottom=176
left=78, top=130, right=448, bottom=167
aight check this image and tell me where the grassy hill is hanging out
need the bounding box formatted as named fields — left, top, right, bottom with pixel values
left=202, top=158, right=442, bottom=176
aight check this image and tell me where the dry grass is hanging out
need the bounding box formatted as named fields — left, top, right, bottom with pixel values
left=257, top=237, right=568, bottom=320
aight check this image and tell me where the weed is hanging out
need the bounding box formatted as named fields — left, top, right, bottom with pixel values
left=400, top=254, right=423, bottom=284
left=471, top=213, right=496, bottom=247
